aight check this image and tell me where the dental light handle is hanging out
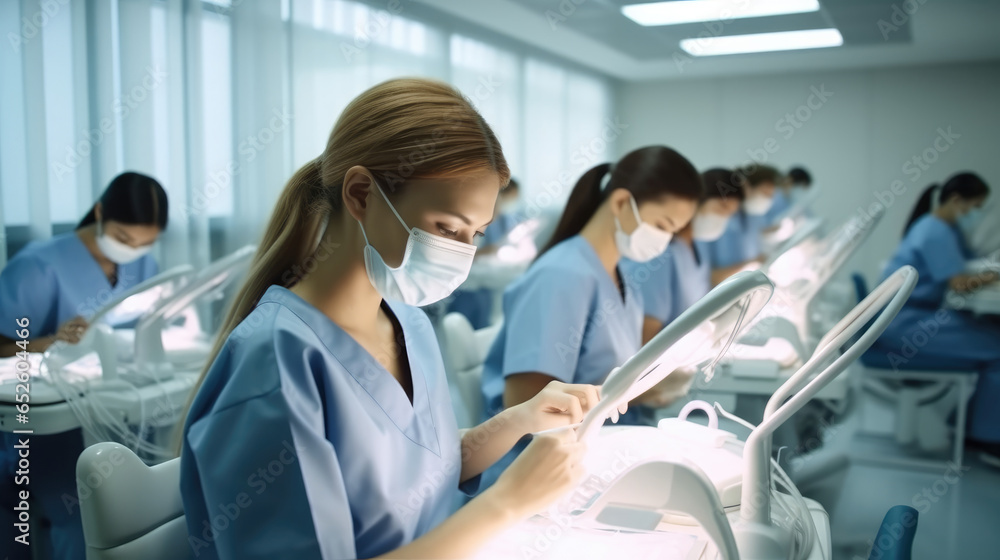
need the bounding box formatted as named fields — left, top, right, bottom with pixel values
left=577, top=271, right=775, bottom=442
left=740, top=266, right=916, bottom=531
left=762, top=264, right=915, bottom=423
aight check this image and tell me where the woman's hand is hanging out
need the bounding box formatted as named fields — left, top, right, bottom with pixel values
left=630, top=369, right=696, bottom=409
left=54, top=316, right=89, bottom=345
left=507, top=381, right=600, bottom=435
left=488, top=428, right=586, bottom=518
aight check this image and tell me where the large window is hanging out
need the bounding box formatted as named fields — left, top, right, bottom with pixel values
left=0, top=0, right=615, bottom=267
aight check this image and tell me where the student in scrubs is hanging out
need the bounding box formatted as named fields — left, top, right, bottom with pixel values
left=477, top=145, right=703, bottom=486
left=179, top=78, right=596, bottom=560
left=0, top=172, right=168, bottom=560
left=765, top=166, right=813, bottom=226
left=705, top=164, right=779, bottom=285
left=446, top=179, right=523, bottom=328
left=626, top=168, right=744, bottom=345
left=873, top=172, right=1000, bottom=465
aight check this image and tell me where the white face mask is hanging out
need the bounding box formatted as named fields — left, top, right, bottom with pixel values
left=957, top=207, right=984, bottom=236
left=614, top=194, right=673, bottom=262
left=744, top=193, right=774, bottom=216
left=96, top=221, right=153, bottom=264
left=358, top=179, right=477, bottom=306
left=692, top=212, right=730, bottom=242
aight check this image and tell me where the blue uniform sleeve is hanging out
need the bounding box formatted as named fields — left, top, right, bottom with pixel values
left=705, top=218, right=749, bottom=269
left=499, top=265, right=597, bottom=383
left=0, top=255, right=60, bottom=339
left=622, top=253, right=674, bottom=325
left=917, top=224, right=967, bottom=283
left=765, top=191, right=790, bottom=225
left=142, top=254, right=159, bottom=281
left=183, top=332, right=355, bottom=560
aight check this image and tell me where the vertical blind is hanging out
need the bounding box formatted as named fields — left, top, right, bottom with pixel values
left=0, top=0, right=615, bottom=269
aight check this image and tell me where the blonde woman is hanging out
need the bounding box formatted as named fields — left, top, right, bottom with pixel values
left=179, top=78, right=597, bottom=559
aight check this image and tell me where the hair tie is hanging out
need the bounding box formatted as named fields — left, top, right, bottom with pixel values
left=600, top=166, right=614, bottom=191
left=930, top=184, right=943, bottom=211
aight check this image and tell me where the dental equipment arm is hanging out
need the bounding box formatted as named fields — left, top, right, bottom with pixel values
left=133, top=245, right=255, bottom=370
left=41, top=265, right=195, bottom=378
left=736, top=266, right=917, bottom=559
left=577, top=270, right=775, bottom=442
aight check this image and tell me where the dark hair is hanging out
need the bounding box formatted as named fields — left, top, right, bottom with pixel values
left=505, top=177, right=520, bottom=192
left=77, top=172, right=169, bottom=230
left=701, top=168, right=745, bottom=203
left=736, top=164, right=780, bottom=188
left=903, top=172, right=989, bottom=235
left=538, top=145, right=703, bottom=258
left=788, top=166, right=812, bottom=186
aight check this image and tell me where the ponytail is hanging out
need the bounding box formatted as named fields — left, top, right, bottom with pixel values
left=903, top=184, right=937, bottom=235
left=173, top=159, right=329, bottom=452
left=538, top=163, right=611, bottom=258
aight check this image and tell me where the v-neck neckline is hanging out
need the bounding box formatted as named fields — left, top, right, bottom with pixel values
left=573, top=236, right=629, bottom=305
left=259, top=286, right=441, bottom=456
left=71, top=231, right=117, bottom=289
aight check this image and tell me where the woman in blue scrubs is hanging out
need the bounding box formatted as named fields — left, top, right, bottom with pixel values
left=626, top=168, right=744, bottom=345
left=477, top=145, right=703, bottom=486
left=705, top=164, right=779, bottom=285
left=0, top=172, right=168, bottom=560
left=179, top=79, right=596, bottom=560
left=873, top=172, right=1000, bottom=464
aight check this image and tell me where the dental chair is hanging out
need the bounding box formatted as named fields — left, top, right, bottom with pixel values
left=437, top=313, right=502, bottom=429
left=866, top=505, right=918, bottom=560
left=853, top=274, right=977, bottom=469
left=76, top=442, right=190, bottom=560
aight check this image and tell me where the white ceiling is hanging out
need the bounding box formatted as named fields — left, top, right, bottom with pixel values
left=417, top=0, right=1000, bottom=81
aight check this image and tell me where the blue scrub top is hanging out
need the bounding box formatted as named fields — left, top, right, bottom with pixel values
left=181, top=285, right=470, bottom=560
left=881, top=214, right=971, bottom=307
left=480, top=211, right=521, bottom=247
left=622, top=239, right=711, bottom=327
left=765, top=190, right=790, bottom=225
left=0, top=231, right=158, bottom=339
left=480, top=235, right=643, bottom=419
left=704, top=212, right=767, bottom=269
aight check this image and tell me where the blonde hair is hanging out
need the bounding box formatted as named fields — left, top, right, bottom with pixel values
left=175, top=78, right=509, bottom=452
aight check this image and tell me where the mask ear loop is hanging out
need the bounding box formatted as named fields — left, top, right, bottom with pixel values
left=370, top=176, right=413, bottom=235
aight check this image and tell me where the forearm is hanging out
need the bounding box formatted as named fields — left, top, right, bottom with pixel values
left=641, top=317, right=663, bottom=345
left=950, top=271, right=1000, bottom=293
left=460, top=407, right=527, bottom=481
left=373, top=486, right=519, bottom=560
left=0, top=335, right=54, bottom=357
left=711, top=261, right=754, bottom=286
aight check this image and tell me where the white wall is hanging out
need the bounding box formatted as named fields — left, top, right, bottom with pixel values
left=615, top=61, right=1000, bottom=284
